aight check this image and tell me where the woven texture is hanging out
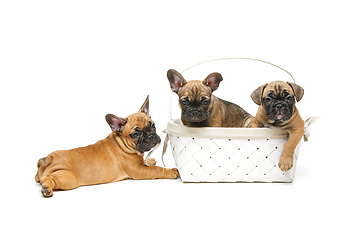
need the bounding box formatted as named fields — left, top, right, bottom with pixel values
left=169, top=134, right=299, bottom=183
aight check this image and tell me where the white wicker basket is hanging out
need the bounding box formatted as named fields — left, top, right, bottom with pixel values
left=167, top=119, right=300, bottom=182
left=162, top=57, right=315, bottom=183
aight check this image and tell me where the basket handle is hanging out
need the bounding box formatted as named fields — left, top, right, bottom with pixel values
left=180, top=57, right=296, bottom=82
left=168, top=57, right=296, bottom=121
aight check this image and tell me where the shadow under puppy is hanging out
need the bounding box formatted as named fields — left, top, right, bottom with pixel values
left=35, top=96, right=179, bottom=197
left=167, top=69, right=253, bottom=127
left=250, top=81, right=305, bottom=171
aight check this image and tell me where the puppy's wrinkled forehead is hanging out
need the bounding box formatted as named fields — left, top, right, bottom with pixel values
left=264, top=81, right=294, bottom=97
left=125, top=113, right=151, bottom=131
left=178, top=80, right=212, bottom=101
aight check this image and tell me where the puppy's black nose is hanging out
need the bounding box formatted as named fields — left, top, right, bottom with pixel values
left=147, top=134, right=160, bottom=143
left=276, top=105, right=284, bottom=110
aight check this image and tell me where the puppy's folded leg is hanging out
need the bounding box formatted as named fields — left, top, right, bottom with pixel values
left=145, top=158, right=156, bottom=167
left=130, top=165, right=179, bottom=180
left=40, top=170, right=80, bottom=197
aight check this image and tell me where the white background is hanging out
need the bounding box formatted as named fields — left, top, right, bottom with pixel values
left=1, top=1, right=359, bottom=239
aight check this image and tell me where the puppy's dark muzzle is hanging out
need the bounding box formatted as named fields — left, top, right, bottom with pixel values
left=136, top=133, right=161, bottom=153
left=267, top=102, right=293, bottom=121
left=276, top=104, right=284, bottom=110
left=183, top=109, right=209, bottom=123
left=146, top=133, right=161, bottom=145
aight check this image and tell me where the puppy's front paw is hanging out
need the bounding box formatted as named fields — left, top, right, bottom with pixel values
left=170, top=168, right=180, bottom=179
left=146, top=158, right=156, bottom=167
left=41, top=185, right=53, bottom=198
left=278, top=156, right=293, bottom=172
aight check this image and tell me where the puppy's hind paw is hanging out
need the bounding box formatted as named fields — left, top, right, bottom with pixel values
left=41, top=185, right=53, bottom=198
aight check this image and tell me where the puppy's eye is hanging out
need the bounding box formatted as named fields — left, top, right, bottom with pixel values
left=181, top=98, right=188, bottom=105
left=201, top=97, right=209, bottom=105
left=131, top=132, right=140, bottom=139
left=130, top=128, right=141, bottom=139
left=149, top=122, right=155, bottom=128
left=286, top=95, right=293, bottom=101
left=264, top=97, right=272, bottom=103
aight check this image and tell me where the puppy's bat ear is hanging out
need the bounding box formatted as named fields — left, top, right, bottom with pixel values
left=203, top=72, right=223, bottom=92
left=251, top=84, right=268, bottom=105
left=139, top=95, right=151, bottom=118
left=287, top=82, right=304, bottom=102
left=106, top=114, right=127, bottom=132
left=167, top=69, right=187, bottom=93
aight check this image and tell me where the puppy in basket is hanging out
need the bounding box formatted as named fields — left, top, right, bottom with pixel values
left=167, top=69, right=254, bottom=127
left=35, top=96, right=179, bottom=197
left=250, top=81, right=305, bottom=171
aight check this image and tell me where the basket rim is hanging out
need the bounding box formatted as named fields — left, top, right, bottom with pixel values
left=166, top=119, right=288, bottom=140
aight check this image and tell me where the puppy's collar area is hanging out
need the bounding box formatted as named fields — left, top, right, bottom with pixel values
left=113, top=134, right=138, bottom=155
left=136, top=151, right=145, bottom=156
left=144, top=132, right=163, bottom=165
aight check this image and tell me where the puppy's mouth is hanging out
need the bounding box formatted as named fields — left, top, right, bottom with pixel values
left=275, top=113, right=286, bottom=120
left=136, top=134, right=161, bottom=153
left=183, top=110, right=209, bottom=123
left=267, top=106, right=292, bottom=122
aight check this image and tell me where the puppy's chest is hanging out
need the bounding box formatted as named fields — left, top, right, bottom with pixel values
left=265, top=121, right=288, bottom=129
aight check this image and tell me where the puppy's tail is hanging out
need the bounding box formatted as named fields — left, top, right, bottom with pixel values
left=35, top=156, right=52, bottom=182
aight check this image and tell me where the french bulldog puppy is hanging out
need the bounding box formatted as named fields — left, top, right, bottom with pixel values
left=250, top=81, right=305, bottom=171
left=167, top=69, right=253, bottom=127
left=35, top=96, right=179, bottom=197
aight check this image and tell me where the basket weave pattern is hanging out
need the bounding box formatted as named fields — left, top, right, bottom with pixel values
left=169, top=135, right=299, bottom=182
